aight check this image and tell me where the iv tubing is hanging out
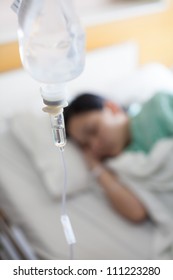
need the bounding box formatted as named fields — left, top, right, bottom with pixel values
left=59, top=148, right=75, bottom=260
left=59, top=147, right=67, bottom=215
left=43, top=105, right=76, bottom=259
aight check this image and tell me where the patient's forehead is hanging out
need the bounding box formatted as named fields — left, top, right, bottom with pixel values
left=71, top=110, right=103, bottom=123
left=68, top=110, right=103, bottom=137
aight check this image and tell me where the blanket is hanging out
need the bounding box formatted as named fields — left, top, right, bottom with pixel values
left=3, top=113, right=173, bottom=259
left=106, top=139, right=173, bottom=259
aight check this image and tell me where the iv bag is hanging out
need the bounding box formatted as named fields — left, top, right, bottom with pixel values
left=17, top=0, right=85, bottom=84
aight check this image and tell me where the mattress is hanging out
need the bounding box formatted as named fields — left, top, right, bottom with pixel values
left=0, top=124, right=154, bottom=260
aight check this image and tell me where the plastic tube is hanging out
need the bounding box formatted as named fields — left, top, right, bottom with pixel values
left=59, top=149, right=76, bottom=260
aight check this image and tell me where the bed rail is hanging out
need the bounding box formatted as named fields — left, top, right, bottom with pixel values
left=0, top=209, right=37, bottom=260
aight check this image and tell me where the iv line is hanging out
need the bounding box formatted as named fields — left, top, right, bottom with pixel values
left=43, top=107, right=76, bottom=260
left=59, top=147, right=76, bottom=260
left=59, top=147, right=67, bottom=215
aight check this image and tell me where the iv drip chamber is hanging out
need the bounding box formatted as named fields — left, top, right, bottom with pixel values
left=50, top=109, right=66, bottom=149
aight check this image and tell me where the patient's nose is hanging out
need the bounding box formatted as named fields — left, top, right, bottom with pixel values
left=90, top=137, right=102, bottom=155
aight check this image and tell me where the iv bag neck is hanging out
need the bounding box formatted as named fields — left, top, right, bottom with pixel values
left=41, top=83, right=68, bottom=107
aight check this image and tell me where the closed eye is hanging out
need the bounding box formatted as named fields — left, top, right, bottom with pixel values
left=85, top=126, right=98, bottom=136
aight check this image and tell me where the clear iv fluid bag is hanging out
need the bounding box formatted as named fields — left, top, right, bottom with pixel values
left=17, top=0, right=85, bottom=84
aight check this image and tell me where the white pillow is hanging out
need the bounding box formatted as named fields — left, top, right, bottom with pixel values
left=67, top=41, right=139, bottom=100
left=11, top=113, right=90, bottom=199
left=106, top=63, right=173, bottom=105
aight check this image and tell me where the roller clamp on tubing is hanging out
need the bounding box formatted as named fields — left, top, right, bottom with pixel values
left=61, top=215, right=76, bottom=245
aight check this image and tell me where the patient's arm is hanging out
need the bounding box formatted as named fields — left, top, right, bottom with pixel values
left=83, top=150, right=147, bottom=223
left=96, top=167, right=147, bottom=223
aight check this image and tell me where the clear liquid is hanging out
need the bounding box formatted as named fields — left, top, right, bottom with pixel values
left=19, top=27, right=85, bottom=83
left=52, top=126, right=66, bottom=148
left=18, top=0, right=85, bottom=84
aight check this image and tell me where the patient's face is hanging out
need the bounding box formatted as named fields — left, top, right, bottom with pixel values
left=68, top=104, right=129, bottom=159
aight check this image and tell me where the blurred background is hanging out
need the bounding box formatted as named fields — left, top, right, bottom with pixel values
left=1, top=0, right=173, bottom=260
left=1, top=0, right=173, bottom=71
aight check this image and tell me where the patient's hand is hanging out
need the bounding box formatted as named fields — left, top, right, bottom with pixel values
left=83, top=148, right=101, bottom=170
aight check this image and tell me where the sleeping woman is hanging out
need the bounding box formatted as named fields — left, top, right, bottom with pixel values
left=64, top=92, right=173, bottom=223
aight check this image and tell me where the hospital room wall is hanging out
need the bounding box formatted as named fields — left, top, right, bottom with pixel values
left=1, top=1, right=173, bottom=72
left=87, top=1, right=173, bottom=66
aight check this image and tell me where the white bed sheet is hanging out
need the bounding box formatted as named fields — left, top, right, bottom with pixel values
left=0, top=125, right=153, bottom=260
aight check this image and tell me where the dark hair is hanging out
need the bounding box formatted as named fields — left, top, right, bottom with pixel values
left=64, top=93, right=106, bottom=137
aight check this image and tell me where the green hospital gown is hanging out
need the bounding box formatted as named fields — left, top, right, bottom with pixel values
left=126, top=92, right=173, bottom=153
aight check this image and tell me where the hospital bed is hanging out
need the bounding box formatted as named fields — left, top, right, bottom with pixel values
left=1, top=42, right=173, bottom=259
